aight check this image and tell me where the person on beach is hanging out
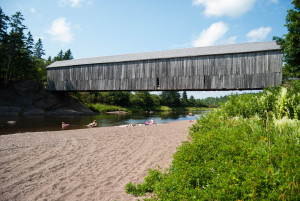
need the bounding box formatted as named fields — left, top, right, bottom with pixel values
left=62, top=122, right=70, bottom=128
left=150, top=118, right=156, bottom=125
left=87, top=120, right=97, bottom=127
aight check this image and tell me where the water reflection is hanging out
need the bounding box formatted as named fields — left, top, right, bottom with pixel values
left=0, top=110, right=209, bottom=135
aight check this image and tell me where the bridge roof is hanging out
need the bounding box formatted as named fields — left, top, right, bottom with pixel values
left=47, top=41, right=280, bottom=68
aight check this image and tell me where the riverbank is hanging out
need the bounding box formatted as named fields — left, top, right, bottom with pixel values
left=85, top=102, right=215, bottom=113
left=0, top=120, right=193, bottom=201
left=0, top=80, right=94, bottom=116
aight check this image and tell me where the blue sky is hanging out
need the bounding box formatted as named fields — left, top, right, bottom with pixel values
left=2, top=0, right=293, bottom=99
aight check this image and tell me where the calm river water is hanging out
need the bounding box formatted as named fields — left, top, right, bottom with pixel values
left=0, top=110, right=209, bottom=135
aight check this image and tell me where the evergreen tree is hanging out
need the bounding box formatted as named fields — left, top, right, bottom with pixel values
left=33, top=38, right=45, bottom=59
left=160, top=91, right=181, bottom=107
left=181, top=91, right=189, bottom=107
left=0, top=8, right=8, bottom=40
left=6, top=11, right=28, bottom=82
left=63, top=49, right=73, bottom=60
left=54, top=50, right=64, bottom=61
left=273, top=0, right=300, bottom=78
left=26, top=32, right=34, bottom=58
left=0, top=8, right=9, bottom=82
left=170, top=91, right=181, bottom=107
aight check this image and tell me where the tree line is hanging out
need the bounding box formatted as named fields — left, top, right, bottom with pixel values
left=75, top=91, right=230, bottom=109
left=0, top=7, right=74, bottom=87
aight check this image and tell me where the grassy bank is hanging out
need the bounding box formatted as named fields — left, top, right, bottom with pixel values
left=125, top=81, right=300, bottom=200
left=84, top=103, right=213, bottom=113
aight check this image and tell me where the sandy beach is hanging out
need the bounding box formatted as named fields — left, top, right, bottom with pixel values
left=0, top=120, right=193, bottom=201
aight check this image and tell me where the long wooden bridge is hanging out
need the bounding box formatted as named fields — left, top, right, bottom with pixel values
left=46, top=41, right=282, bottom=91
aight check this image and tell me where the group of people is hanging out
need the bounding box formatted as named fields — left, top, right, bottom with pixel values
left=61, top=120, right=97, bottom=128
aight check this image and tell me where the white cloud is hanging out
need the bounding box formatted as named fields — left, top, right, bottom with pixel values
left=192, top=0, right=256, bottom=18
left=246, top=27, right=272, bottom=42
left=221, top=36, right=237, bottom=45
left=192, top=22, right=229, bottom=47
left=270, top=0, right=278, bottom=3
left=30, top=7, right=36, bottom=13
left=47, top=17, right=73, bottom=43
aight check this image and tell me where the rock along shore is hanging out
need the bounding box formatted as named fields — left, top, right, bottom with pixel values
left=0, top=80, right=94, bottom=116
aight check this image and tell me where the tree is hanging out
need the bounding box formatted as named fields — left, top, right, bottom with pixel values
left=273, top=0, right=300, bottom=78
left=63, top=49, right=73, bottom=60
left=0, top=8, right=9, bottom=82
left=130, top=91, right=154, bottom=107
left=26, top=32, right=34, bottom=57
left=160, top=91, right=181, bottom=107
left=0, top=8, right=9, bottom=41
left=54, top=50, right=64, bottom=61
left=6, top=11, right=28, bottom=83
left=53, top=49, right=73, bottom=61
left=34, top=38, right=45, bottom=59
left=107, top=91, right=130, bottom=106
left=181, top=91, right=189, bottom=107
left=189, top=95, right=196, bottom=107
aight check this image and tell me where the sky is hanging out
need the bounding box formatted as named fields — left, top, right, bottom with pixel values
left=1, top=0, right=293, bottom=99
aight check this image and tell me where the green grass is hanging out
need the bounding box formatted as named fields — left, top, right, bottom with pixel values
left=86, top=103, right=128, bottom=113
left=125, top=80, right=300, bottom=200
left=85, top=104, right=213, bottom=113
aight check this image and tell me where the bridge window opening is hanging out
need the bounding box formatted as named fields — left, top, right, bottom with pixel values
left=156, top=78, right=160, bottom=89
left=203, top=76, right=206, bottom=87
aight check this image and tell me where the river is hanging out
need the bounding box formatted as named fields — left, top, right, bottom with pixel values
left=0, top=110, right=209, bottom=135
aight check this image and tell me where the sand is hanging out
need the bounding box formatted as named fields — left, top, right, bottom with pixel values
left=0, top=120, right=193, bottom=201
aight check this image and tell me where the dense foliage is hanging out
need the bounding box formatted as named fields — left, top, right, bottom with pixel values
left=125, top=81, right=300, bottom=200
left=273, top=0, right=300, bottom=78
left=0, top=7, right=74, bottom=87
left=74, top=91, right=230, bottom=112
left=0, top=9, right=43, bottom=85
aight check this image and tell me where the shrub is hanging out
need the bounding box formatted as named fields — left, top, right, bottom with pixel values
left=125, top=80, right=300, bottom=200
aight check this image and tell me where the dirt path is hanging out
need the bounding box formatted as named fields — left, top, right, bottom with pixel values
left=0, top=120, right=193, bottom=201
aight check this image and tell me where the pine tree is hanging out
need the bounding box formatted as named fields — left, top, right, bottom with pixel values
left=0, top=8, right=9, bottom=42
left=0, top=8, right=9, bottom=82
left=160, top=91, right=181, bottom=107
left=63, top=49, right=73, bottom=60
left=181, top=91, right=189, bottom=107
left=33, top=38, right=45, bottom=59
left=26, top=32, right=34, bottom=57
left=6, top=11, right=27, bottom=83
left=54, top=50, right=64, bottom=61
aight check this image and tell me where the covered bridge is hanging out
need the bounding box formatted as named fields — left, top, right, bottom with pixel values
left=47, top=41, right=282, bottom=91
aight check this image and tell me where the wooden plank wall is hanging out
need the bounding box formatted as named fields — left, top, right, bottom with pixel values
left=47, top=50, right=282, bottom=91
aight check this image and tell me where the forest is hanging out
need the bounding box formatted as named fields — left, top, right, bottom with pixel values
left=0, top=8, right=73, bottom=87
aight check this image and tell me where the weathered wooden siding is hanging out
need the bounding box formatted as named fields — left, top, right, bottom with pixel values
left=47, top=50, right=282, bottom=91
